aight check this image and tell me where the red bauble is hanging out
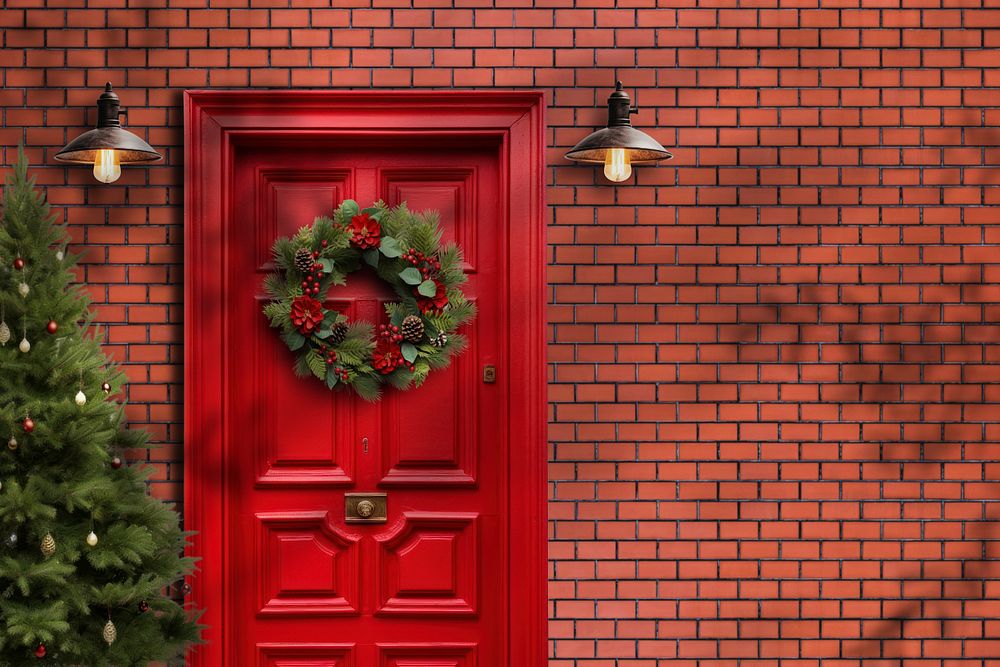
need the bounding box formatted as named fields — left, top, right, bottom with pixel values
left=13, top=257, right=24, bottom=271
left=138, top=600, right=150, bottom=613
left=46, top=320, right=58, bottom=334
left=22, top=417, right=34, bottom=433
left=34, top=644, right=46, bottom=658
left=111, top=456, right=123, bottom=470
left=347, top=212, right=381, bottom=249
left=289, top=295, right=324, bottom=335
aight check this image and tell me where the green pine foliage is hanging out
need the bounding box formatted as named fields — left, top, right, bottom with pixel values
left=0, top=150, right=201, bottom=665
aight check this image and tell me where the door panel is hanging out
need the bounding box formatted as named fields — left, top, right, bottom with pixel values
left=185, top=91, right=546, bottom=667
left=229, top=143, right=501, bottom=663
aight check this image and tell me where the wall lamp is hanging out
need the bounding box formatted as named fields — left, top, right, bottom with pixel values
left=565, top=81, right=672, bottom=182
left=55, top=83, right=161, bottom=183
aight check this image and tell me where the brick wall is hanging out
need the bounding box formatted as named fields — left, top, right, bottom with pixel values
left=3, top=2, right=999, bottom=664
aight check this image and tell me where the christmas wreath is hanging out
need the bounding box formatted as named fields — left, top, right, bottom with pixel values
left=262, top=200, right=476, bottom=401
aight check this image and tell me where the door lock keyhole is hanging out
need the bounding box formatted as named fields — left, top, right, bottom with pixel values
left=362, top=437, right=369, bottom=454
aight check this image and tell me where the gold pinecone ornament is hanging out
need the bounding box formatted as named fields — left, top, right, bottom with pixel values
left=294, top=247, right=315, bottom=274
left=40, top=533, right=56, bottom=558
left=401, top=315, right=424, bottom=343
left=102, top=619, right=117, bottom=645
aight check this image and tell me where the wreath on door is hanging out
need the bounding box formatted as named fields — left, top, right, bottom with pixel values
left=262, top=199, right=476, bottom=401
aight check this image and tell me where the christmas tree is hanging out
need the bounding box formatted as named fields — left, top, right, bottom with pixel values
left=0, top=150, right=200, bottom=665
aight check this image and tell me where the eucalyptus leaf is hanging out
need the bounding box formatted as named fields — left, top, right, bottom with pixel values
left=364, top=249, right=380, bottom=268
left=340, top=200, right=360, bottom=219
left=319, top=258, right=335, bottom=272
left=399, top=267, right=422, bottom=285
left=282, top=331, right=305, bottom=351
left=400, top=342, right=418, bottom=363
left=326, top=368, right=339, bottom=389
left=417, top=279, right=437, bottom=297
left=379, top=236, right=403, bottom=258
left=364, top=206, right=384, bottom=221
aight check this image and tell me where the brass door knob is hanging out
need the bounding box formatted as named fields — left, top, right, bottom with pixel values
left=356, top=500, right=375, bottom=518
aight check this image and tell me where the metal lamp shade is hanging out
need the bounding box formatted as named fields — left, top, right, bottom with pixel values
left=564, top=125, right=672, bottom=164
left=54, top=83, right=162, bottom=165
left=54, top=126, right=161, bottom=165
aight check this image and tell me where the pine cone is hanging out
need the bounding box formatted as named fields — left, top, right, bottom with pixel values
left=329, top=322, right=348, bottom=345
left=401, top=315, right=425, bottom=343
left=432, top=332, right=448, bottom=348
left=294, top=247, right=314, bottom=274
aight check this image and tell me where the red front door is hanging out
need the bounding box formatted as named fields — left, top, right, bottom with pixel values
left=184, top=92, right=547, bottom=667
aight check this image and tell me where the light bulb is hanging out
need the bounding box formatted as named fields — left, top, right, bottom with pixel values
left=93, top=149, right=121, bottom=183
left=603, top=148, right=632, bottom=182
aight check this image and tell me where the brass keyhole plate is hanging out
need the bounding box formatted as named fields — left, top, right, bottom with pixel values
left=345, top=493, right=388, bottom=523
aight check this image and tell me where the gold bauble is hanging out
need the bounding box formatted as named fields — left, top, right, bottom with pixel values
left=102, top=619, right=117, bottom=645
left=40, top=533, right=55, bottom=558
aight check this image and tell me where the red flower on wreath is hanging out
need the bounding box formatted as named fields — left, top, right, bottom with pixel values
left=372, top=339, right=403, bottom=374
left=414, top=279, right=449, bottom=314
left=290, top=295, right=324, bottom=335
left=348, top=212, right=381, bottom=249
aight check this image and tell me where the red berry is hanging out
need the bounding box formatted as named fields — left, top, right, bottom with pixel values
left=321, top=240, right=328, bottom=247
left=301, top=281, right=309, bottom=288
left=312, top=251, right=320, bottom=258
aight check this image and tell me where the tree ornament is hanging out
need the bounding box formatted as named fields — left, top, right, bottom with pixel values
left=13, top=257, right=24, bottom=271
left=101, top=381, right=111, bottom=394
left=111, top=456, right=122, bottom=469
left=182, top=582, right=192, bottom=595
left=55, top=249, right=64, bottom=261
left=22, top=417, right=34, bottom=433
left=0, top=306, right=9, bottom=346
left=34, top=644, right=45, bottom=658
left=7, top=436, right=17, bottom=451
left=86, top=531, right=98, bottom=547
left=293, top=247, right=315, bottom=274
left=0, top=480, right=3, bottom=491
left=46, top=320, right=58, bottom=334
left=75, top=390, right=87, bottom=406
left=138, top=600, right=150, bottom=613
left=40, top=533, right=56, bottom=558
left=19, top=336, right=30, bottom=353
left=262, top=199, right=474, bottom=400
left=102, top=619, right=117, bottom=645
left=17, top=281, right=29, bottom=297
left=432, top=331, right=448, bottom=348
left=401, top=315, right=425, bottom=343
left=7, top=532, right=17, bottom=547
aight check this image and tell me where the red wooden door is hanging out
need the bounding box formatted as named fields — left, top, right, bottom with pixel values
left=184, top=92, right=546, bottom=667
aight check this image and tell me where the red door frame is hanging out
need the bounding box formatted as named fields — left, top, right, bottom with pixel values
left=183, top=91, right=547, bottom=666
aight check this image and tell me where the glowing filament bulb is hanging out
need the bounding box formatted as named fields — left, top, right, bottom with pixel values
left=93, top=149, right=121, bottom=183
left=603, top=148, right=632, bottom=182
